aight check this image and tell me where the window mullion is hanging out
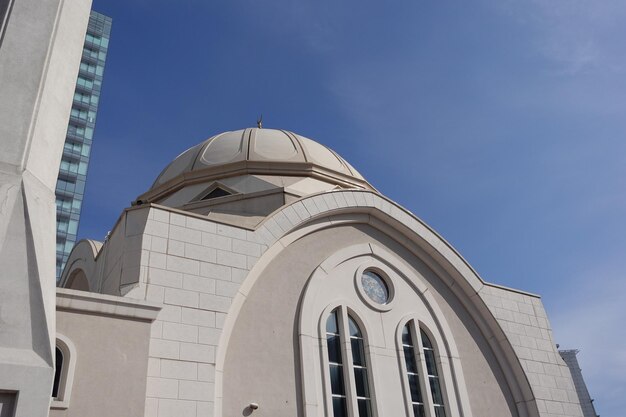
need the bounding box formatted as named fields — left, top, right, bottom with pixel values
left=413, top=321, right=434, bottom=417
left=341, top=307, right=359, bottom=417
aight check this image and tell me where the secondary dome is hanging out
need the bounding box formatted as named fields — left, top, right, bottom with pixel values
left=151, top=128, right=365, bottom=189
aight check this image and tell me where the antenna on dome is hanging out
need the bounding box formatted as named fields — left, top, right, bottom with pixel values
left=256, top=114, right=263, bottom=129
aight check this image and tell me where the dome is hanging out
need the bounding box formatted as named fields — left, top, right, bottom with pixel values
left=151, top=128, right=365, bottom=190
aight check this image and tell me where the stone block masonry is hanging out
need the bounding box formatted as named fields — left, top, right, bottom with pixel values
left=141, top=206, right=266, bottom=417
left=479, top=285, right=583, bottom=417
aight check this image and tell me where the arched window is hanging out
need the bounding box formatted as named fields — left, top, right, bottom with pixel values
left=324, top=308, right=373, bottom=417
left=298, top=246, right=471, bottom=417
left=401, top=324, right=425, bottom=417
left=400, top=321, right=447, bottom=417
left=52, top=347, right=64, bottom=398
left=421, top=330, right=446, bottom=417
left=50, top=334, right=77, bottom=409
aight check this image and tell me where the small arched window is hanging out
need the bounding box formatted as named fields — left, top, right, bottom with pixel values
left=50, top=334, right=77, bottom=409
left=52, top=347, right=64, bottom=398
left=324, top=307, right=373, bottom=417
left=400, top=321, right=447, bottom=417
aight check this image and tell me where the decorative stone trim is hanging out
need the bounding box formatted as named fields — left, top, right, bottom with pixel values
left=354, top=261, right=396, bottom=312
left=293, top=243, right=471, bottom=417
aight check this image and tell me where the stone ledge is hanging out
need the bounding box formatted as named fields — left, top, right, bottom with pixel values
left=56, top=288, right=162, bottom=321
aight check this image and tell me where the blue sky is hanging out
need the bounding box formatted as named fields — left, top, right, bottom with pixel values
left=85, top=1, right=626, bottom=414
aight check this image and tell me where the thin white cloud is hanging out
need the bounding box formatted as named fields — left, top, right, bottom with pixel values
left=493, top=0, right=626, bottom=75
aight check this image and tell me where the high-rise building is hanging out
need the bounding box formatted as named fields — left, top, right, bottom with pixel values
left=560, top=349, right=599, bottom=417
left=55, top=10, right=112, bottom=279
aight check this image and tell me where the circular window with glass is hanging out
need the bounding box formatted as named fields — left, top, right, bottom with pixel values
left=355, top=264, right=395, bottom=311
left=361, top=270, right=390, bottom=305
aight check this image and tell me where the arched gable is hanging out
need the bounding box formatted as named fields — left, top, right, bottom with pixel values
left=59, top=239, right=102, bottom=292
left=215, top=189, right=538, bottom=417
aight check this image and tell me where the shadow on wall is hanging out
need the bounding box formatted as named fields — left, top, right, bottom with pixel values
left=66, top=269, right=89, bottom=291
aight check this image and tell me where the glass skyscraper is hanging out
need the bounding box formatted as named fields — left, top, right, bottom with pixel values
left=55, top=11, right=112, bottom=280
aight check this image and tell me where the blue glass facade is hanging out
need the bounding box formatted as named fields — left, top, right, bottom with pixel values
left=55, top=11, right=112, bottom=280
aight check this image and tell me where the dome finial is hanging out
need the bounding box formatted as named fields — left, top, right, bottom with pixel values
left=256, top=114, right=263, bottom=129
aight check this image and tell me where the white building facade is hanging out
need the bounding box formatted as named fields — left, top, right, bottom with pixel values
left=0, top=0, right=92, bottom=415
left=56, top=128, right=584, bottom=417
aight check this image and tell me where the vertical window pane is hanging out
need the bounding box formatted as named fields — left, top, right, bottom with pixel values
left=434, top=405, right=447, bottom=417
left=348, top=314, right=372, bottom=415
left=408, top=374, right=423, bottom=403
left=327, top=310, right=338, bottom=333
left=421, top=328, right=446, bottom=416
left=420, top=329, right=433, bottom=349
left=429, top=378, right=444, bottom=405
left=357, top=398, right=371, bottom=417
left=424, top=350, right=437, bottom=376
left=351, top=338, right=365, bottom=366
left=68, top=219, right=78, bottom=235
left=330, top=364, right=345, bottom=395
left=354, top=367, right=369, bottom=398
left=348, top=316, right=361, bottom=337
left=402, top=324, right=412, bottom=346
left=327, top=335, right=342, bottom=364
left=413, top=404, right=426, bottom=417
left=404, top=346, right=417, bottom=373
left=332, top=397, right=347, bottom=417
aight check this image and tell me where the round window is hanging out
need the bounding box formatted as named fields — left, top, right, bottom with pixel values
left=361, top=270, right=389, bottom=304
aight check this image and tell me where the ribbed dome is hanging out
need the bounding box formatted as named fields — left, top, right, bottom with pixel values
left=151, top=128, right=365, bottom=189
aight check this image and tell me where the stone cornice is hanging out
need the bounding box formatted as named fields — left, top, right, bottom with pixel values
left=56, top=288, right=162, bottom=321
left=136, top=160, right=377, bottom=204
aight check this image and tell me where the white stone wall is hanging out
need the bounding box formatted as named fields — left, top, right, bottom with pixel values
left=479, top=285, right=583, bottom=417
left=140, top=207, right=267, bottom=417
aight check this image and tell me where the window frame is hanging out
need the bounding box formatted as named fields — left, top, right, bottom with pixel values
left=320, top=305, right=378, bottom=417
left=297, top=243, right=470, bottom=417
left=50, top=334, right=77, bottom=410
left=354, top=262, right=396, bottom=312
left=397, top=319, right=450, bottom=417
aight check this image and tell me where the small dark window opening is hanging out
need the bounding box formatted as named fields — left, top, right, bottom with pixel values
left=1, top=0, right=15, bottom=46
left=52, top=347, right=63, bottom=398
left=202, top=187, right=230, bottom=200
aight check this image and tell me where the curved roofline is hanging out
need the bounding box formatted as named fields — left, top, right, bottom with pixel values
left=137, top=159, right=377, bottom=203
left=149, top=128, right=367, bottom=194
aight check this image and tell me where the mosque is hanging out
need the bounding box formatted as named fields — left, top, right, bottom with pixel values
left=0, top=1, right=585, bottom=416
left=50, top=128, right=585, bottom=417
